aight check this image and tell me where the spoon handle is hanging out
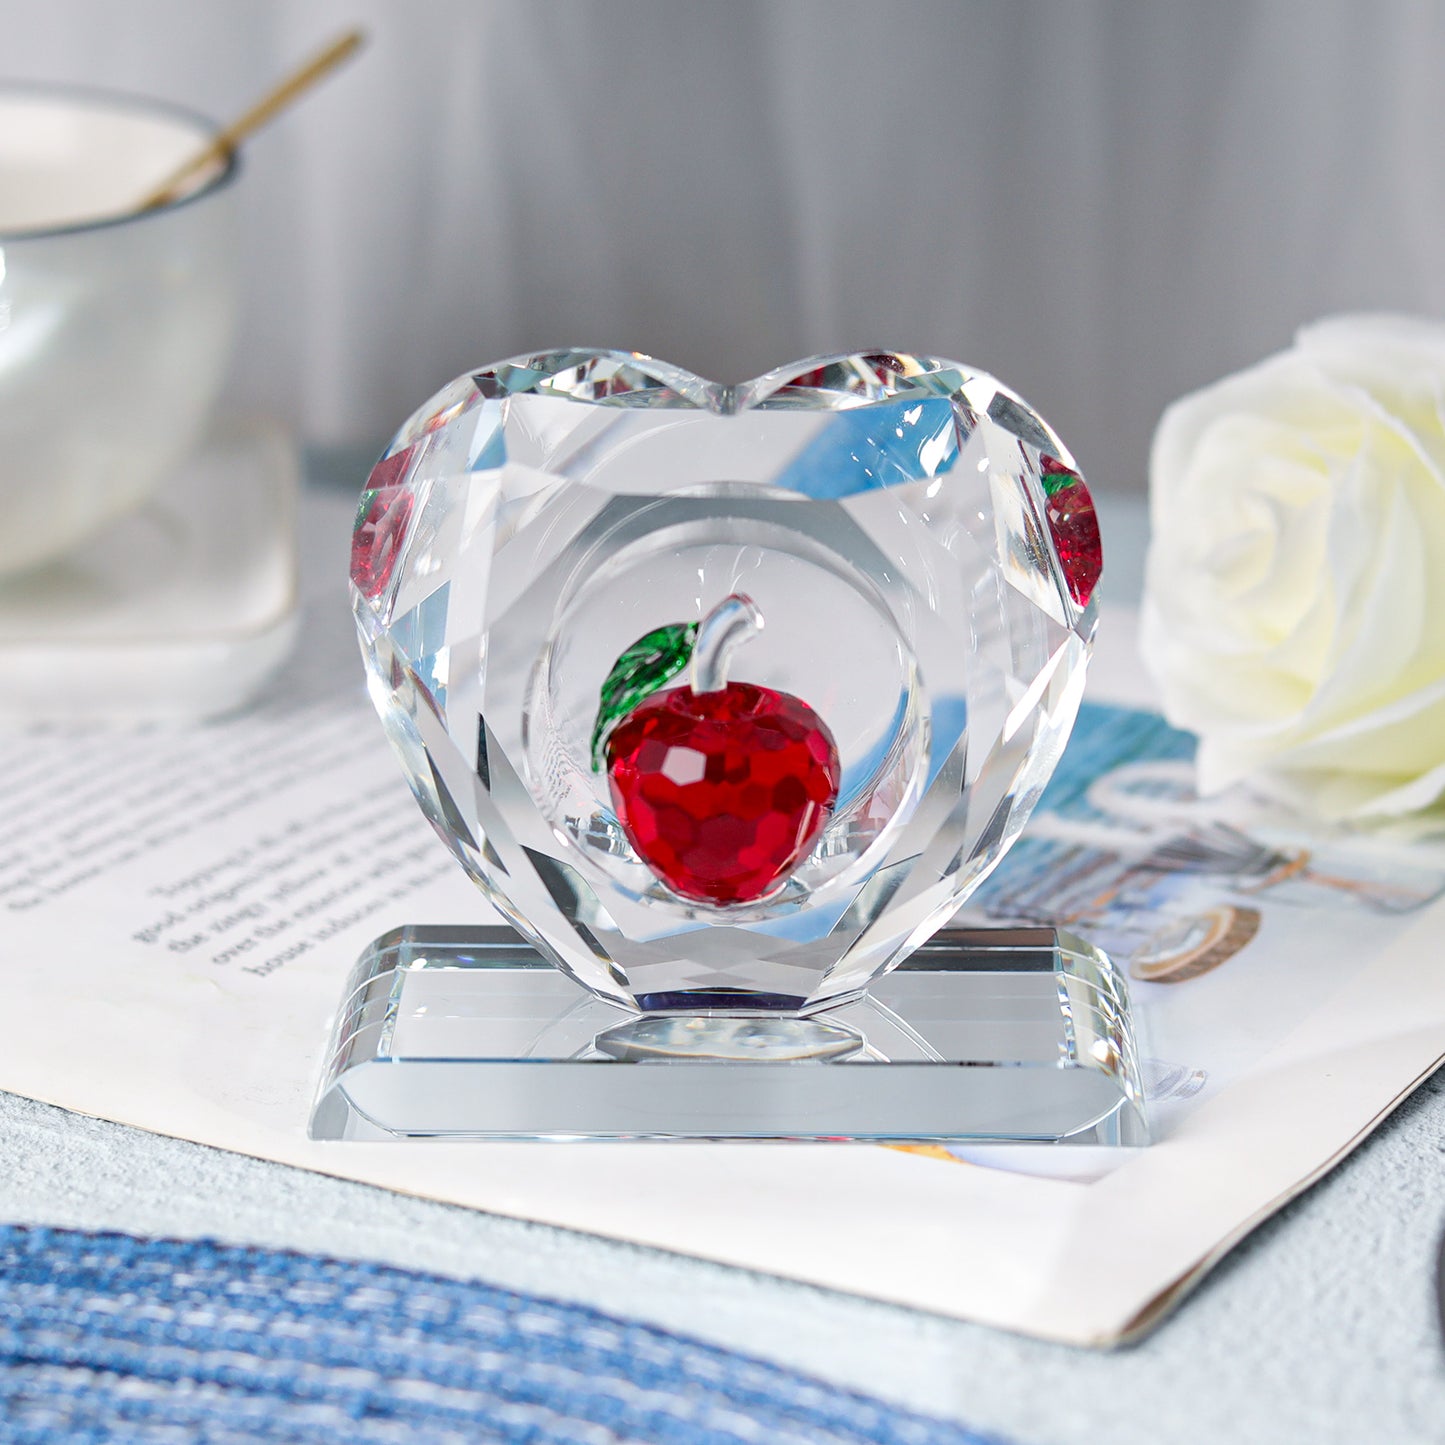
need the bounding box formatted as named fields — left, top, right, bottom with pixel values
left=137, top=28, right=365, bottom=213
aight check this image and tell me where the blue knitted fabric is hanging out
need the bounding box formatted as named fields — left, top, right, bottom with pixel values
left=0, top=1225, right=1006, bottom=1444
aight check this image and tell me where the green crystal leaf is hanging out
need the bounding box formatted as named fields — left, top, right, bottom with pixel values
left=591, top=621, right=698, bottom=771
left=1039, top=456, right=1082, bottom=498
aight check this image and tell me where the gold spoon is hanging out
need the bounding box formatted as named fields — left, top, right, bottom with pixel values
left=136, top=28, right=366, bottom=213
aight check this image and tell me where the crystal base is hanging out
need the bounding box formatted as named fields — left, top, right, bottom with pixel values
left=309, top=926, right=1148, bottom=1144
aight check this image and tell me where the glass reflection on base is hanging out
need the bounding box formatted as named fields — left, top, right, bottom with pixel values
left=309, top=924, right=1148, bottom=1145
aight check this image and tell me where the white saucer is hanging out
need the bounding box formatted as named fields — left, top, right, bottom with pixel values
left=0, top=417, right=300, bottom=723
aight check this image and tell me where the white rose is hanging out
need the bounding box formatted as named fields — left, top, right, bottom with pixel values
left=1141, top=313, right=1445, bottom=824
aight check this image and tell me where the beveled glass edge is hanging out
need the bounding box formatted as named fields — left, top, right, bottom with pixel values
left=311, top=924, right=1149, bottom=1144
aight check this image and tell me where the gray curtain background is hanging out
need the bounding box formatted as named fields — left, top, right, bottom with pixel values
left=5, top=0, right=1444, bottom=489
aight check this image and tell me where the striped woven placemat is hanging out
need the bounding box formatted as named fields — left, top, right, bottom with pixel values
left=0, top=1225, right=1005, bottom=1444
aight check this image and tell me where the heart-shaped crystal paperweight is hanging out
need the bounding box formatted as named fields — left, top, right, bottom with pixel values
left=311, top=350, right=1146, bottom=1143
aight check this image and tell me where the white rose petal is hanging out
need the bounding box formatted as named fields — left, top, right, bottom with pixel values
left=1142, top=313, right=1445, bottom=824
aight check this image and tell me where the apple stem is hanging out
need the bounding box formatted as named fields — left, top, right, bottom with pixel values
left=690, top=593, right=764, bottom=694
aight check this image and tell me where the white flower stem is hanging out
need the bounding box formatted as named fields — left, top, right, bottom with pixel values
left=690, top=593, right=764, bottom=694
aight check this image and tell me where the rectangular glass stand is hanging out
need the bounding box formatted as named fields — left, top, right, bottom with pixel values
left=310, top=925, right=1148, bottom=1144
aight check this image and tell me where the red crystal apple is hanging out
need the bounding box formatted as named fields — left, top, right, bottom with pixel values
left=351, top=444, right=418, bottom=600
left=598, top=595, right=841, bottom=906
left=1040, top=455, right=1102, bottom=608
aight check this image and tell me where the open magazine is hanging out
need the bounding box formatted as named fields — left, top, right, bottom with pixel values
left=1, top=498, right=1442, bottom=1344
left=950, top=702, right=1445, bottom=1178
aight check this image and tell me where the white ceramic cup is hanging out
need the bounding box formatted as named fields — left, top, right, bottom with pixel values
left=0, top=84, right=240, bottom=577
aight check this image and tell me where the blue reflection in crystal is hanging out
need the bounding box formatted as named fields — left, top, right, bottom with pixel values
left=468, top=399, right=507, bottom=471
left=389, top=583, right=452, bottom=712
left=773, top=398, right=959, bottom=499
left=927, top=697, right=968, bottom=788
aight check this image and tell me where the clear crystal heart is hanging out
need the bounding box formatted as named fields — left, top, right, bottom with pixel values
left=352, top=349, right=1100, bottom=1014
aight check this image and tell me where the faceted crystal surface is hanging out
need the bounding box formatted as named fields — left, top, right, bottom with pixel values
left=351, top=446, right=417, bottom=599
left=1040, top=456, right=1102, bottom=606
left=353, top=350, right=1099, bottom=1014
